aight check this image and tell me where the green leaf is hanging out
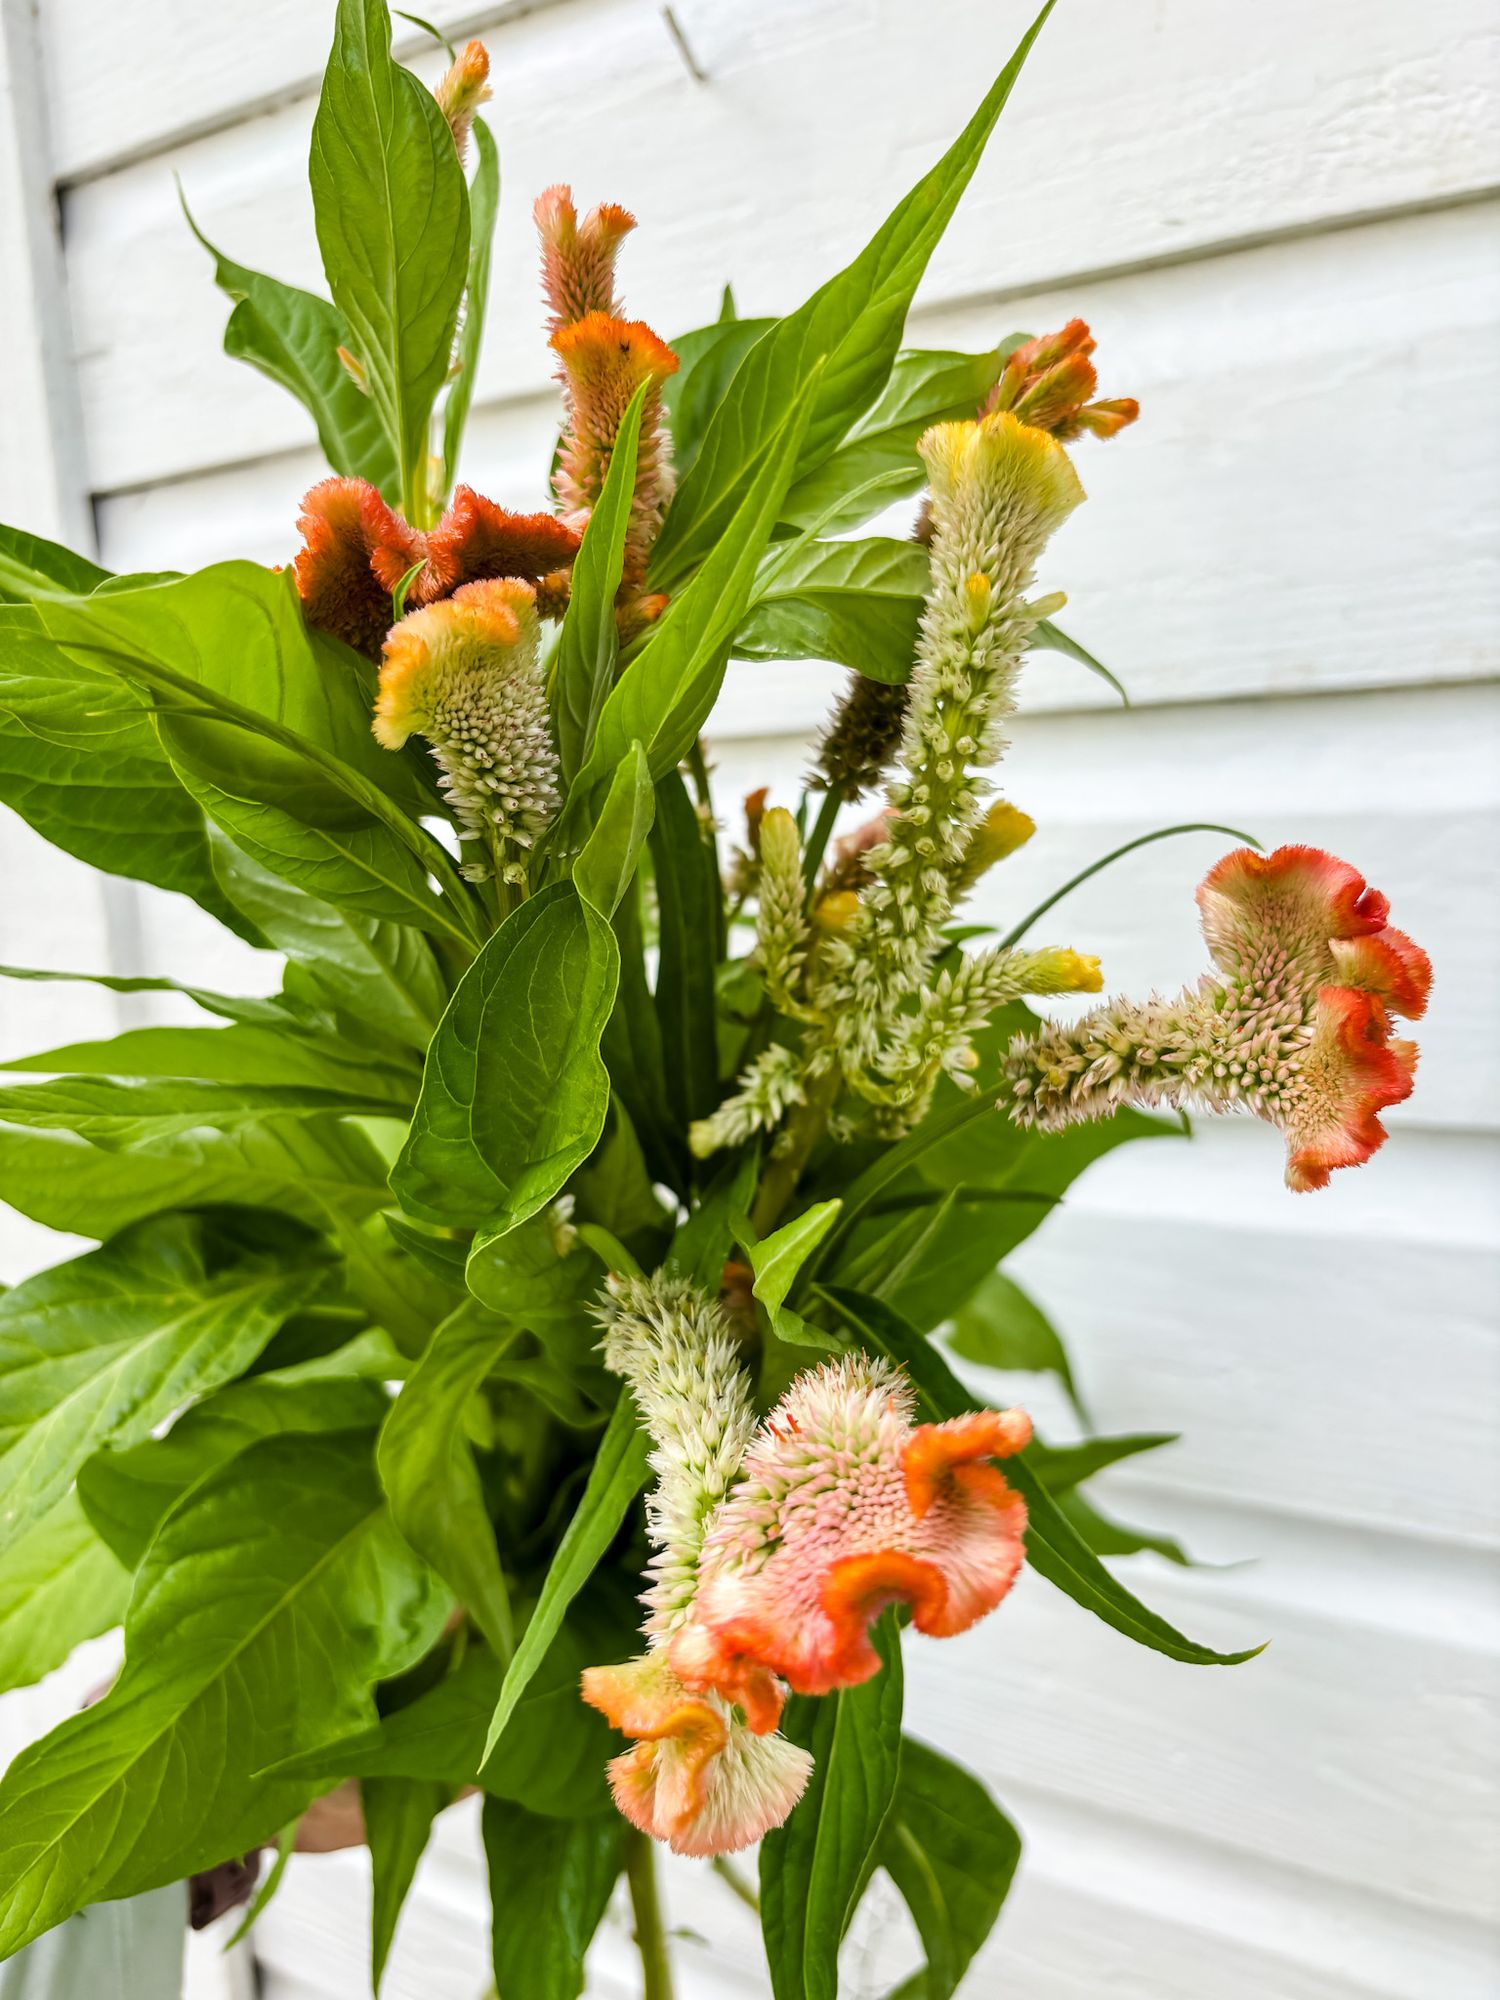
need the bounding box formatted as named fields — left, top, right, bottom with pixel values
left=464, top=1209, right=598, bottom=1327
left=563, top=377, right=818, bottom=828
left=0, top=961, right=306, bottom=1029
left=1056, top=1487, right=1197, bottom=1568
left=0, top=1073, right=404, bottom=1145
left=571, top=1100, right=670, bottom=1247
left=0, top=521, right=109, bottom=603
left=571, top=740, right=654, bottom=919
left=210, top=835, right=446, bottom=1052
left=0, top=1113, right=394, bottom=1242
left=377, top=1300, right=519, bottom=1662
left=553, top=383, right=647, bottom=783
left=0, top=1493, right=129, bottom=1697
left=760, top=1612, right=904, bottom=2000
left=1025, top=1430, right=1177, bottom=1493
left=600, top=879, right=680, bottom=1192
left=365, top=1775, right=449, bottom=1990
left=0, top=608, right=253, bottom=938
left=733, top=1199, right=843, bottom=1347
left=482, top=1393, right=649, bottom=1763
left=650, top=8, right=1054, bottom=586
left=777, top=343, right=1019, bottom=537
left=393, top=883, right=618, bottom=1232
left=819, top=1286, right=1260, bottom=1667
left=482, top=1796, right=625, bottom=2000
left=310, top=0, right=470, bottom=515
left=0, top=1434, right=449, bottom=1957
left=181, top=193, right=398, bottom=496
left=440, top=115, right=501, bottom=488
left=648, top=768, right=722, bottom=1127
left=948, top=1270, right=1089, bottom=1424
left=0, top=1215, right=329, bottom=1556
left=736, top=536, right=928, bottom=681
left=660, top=315, right=778, bottom=482
left=881, top=1738, right=1021, bottom=2000
left=77, top=1376, right=389, bottom=1568
left=1031, top=618, right=1129, bottom=706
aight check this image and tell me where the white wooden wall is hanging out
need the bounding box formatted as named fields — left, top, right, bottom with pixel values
left=1, top=1, right=1498, bottom=1994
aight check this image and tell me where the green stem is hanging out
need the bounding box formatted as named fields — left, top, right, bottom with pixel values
left=801, top=784, right=844, bottom=893
left=749, top=1057, right=842, bottom=1236
left=625, top=1829, right=675, bottom=2000
left=710, top=1854, right=760, bottom=1913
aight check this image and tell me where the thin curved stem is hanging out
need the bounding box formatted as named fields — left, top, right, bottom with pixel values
left=625, top=1829, right=675, bottom=2000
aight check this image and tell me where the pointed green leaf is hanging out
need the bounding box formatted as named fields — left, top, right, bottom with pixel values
left=0, top=1215, right=329, bottom=1556
left=571, top=740, right=654, bottom=919
left=732, top=1199, right=843, bottom=1347
left=0, top=1435, right=449, bottom=1958
left=881, top=1738, right=1021, bottom=2000
left=736, top=535, right=928, bottom=681
left=0, top=1494, right=129, bottom=1697
left=365, top=1775, right=448, bottom=1990
left=0, top=522, right=109, bottom=604
left=482, top=1796, right=625, bottom=2000
left=947, top=1269, right=1089, bottom=1424
left=393, top=883, right=618, bottom=1232
left=441, top=116, right=501, bottom=488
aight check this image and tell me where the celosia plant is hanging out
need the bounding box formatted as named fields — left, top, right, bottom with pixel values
left=0, top=3, right=1430, bottom=1995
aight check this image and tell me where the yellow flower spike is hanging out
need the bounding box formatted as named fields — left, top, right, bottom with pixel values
left=952, top=800, right=1036, bottom=895
left=963, top=571, right=993, bottom=634
left=814, top=890, right=860, bottom=932
left=1027, top=948, right=1104, bottom=995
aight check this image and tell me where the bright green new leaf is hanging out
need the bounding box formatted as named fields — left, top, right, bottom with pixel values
left=649, top=8, right=1054, bottom=585
left=732, top=1199, right=843, bottom=1347
left=571, top=740, right=655, bottom=919
left=661, top=314, right=777, bottom=482
left=182, top=194, right=398, bottom=496
left=0, top=1435, right=449, bottom=1958
left=482, top=1394, right=649, bottom=1764
left=760, top=1612, right=904, bottom=2000
left=0, top=1493, right=129, bottom=1697
left=441, top=116, right=501, bottom=489
left=310, top=0, right=470, bottom=516
left=736, top=536, right=929, bottom=681
left=482, top=1795, right=625, bottom=2000
left=818, top=1286, right=1260, bottom=1667
left=464, top=1209, right=598, bottom=1327
left=881, top=1738, right=1021, bottom=2000
left=0, top=1214, right=329, bottom=1556
left=552, top=383, right=647, bottom=783
left=393, top=883, right=618, bottom=1233
left=377, top=1300, right=520, bottom=1662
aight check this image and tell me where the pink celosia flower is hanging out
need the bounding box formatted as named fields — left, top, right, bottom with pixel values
left=986, top=319, right=1139, bottom=441
left=550, top=311, right=679, bottom=585
left=669, top=1358, right=1031, bottom=1731
left=293, top=477, right=424, bottom=659
left=1005, top=844, right=1432, bottom=1190
left=433, top=39, right=491, bottom=162
left=581, top=1652, right=811, bottom=1857
left=534, top=185, right=637, bottom=335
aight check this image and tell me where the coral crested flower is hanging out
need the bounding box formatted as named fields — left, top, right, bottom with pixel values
left=293, top=479, right=582, bottom=656
left=293, top=477, right=424, bottom=658
left=551, top=311, right=679, bottom=582
left=374, top=578, right=558, bottom=877
left=534, top=184, right=636, bottom=335
left=1005, top=844, right=1431, bottom=1190
left=669, top=1358, right=1031, bottom=1730
left=581, top=1653, right=811, bottom=1857
left=986, top=320, right=1139, bottom=441
left=433, top=39, right=491, bottom=161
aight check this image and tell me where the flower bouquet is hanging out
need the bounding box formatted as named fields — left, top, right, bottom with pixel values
left=0, top=2, right=1431, bottom=1994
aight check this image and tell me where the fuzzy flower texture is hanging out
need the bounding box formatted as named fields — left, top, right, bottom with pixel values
left=582, top=1276, right=1031, bottom=1855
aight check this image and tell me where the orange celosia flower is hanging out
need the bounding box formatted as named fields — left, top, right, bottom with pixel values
left=534, top=185, right=637, bottom=335
left=416, top=486, right=582, bottom=601
left=986, top=320, right=1139, bottom=442
left=581, top=1652, right=811, bottom=1858
left=433, top=39, right=491, bottom=162
left=551, top=311, right=679, bottom=583
left=1006, top=844, right=1432, bottom=1191
left=669, top=1358, right=1031, bottom=1731
left=293, top=477, right=424, bottom=659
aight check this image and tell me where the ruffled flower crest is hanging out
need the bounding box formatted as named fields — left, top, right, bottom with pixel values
left=534, top=184, right=637, bottom=334
left=293, top=478, right=581, bottom=659
left=433, top=39, right=491, bottom=162
left=669, top=1358, right=1031, bottom=1730
left=986, top=319, right=1139, bottom=441
left=1006, top=844, right=1431, bottom=1190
